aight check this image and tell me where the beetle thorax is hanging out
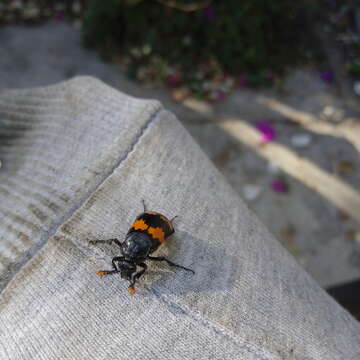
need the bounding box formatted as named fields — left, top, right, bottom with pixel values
left=121, top=232, right=152, bottom=262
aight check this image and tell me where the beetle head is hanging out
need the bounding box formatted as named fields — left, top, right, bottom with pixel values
left=119, top=261, right=136, bottom=281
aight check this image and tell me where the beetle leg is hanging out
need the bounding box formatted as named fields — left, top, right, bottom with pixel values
left=96, top=269, right=119, bottom=277
left=134, top=262, right=147, bottom=280
left=112, top=256, right=125, bottom=269
left=128, top=263, right=147, bottom=294
left=147, top=256, right=194, bottom=274
left=96, top=256, right=125, bottom=277
left=129, top=263, right=147, bottom=285
left=89, top=238, right=122, bottom=248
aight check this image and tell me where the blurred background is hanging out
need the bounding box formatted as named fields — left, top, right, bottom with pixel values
left=0, top=0, right=359, bottom=317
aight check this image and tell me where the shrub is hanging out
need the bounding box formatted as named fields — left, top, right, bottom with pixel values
left=82, top=0, right=317, bottom=91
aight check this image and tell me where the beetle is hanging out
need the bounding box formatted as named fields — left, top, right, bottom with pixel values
left=90, top=200, right=194, bottom=294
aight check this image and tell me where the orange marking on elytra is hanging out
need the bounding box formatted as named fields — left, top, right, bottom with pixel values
left=148, top=227, right=165, bottom=243
left=132, top=219, right=148, bottom=231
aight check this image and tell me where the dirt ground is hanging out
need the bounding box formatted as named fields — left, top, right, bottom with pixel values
left=1, top=23, right=359, bottom=287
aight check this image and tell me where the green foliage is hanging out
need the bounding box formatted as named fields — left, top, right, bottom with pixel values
left=347, top=59, right=360, bottom=76
left=82, top=0, right=314, bottom=80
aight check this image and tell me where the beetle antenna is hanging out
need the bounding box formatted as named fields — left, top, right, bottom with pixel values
left=170, top=215, right=178, bottom=224
left=142, top=199, right=147, bottom=212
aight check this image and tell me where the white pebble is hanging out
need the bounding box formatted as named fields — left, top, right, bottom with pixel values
left=353, top=81, right=360, bottom=96
left=291, top=134, right=312, bottom=147
left=267, top=162, right=280, bottom=174
left=242, top=184, right=262, bottom=201
left=322, top=105, right=335, bottom=117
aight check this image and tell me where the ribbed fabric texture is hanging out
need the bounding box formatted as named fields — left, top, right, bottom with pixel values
left=0, top=77, right=359, bottom=360
left=0, top=77, right=161, bottom=289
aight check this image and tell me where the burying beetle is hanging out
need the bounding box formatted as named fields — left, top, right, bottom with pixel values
left=90, top=200, right=194, bottom=294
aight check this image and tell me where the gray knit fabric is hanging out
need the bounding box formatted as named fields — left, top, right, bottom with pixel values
left=0, top=77, right=161, bottom=288
left=0, top=77, right=359, bottom=360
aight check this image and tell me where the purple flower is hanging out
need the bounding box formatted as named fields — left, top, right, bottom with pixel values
left=238, top=74, right=249, bottom=87
left=320, top=70, right=334, bottom=83
left=53, top=11, right=65, bottom=22
left=203, top=6, right=215, bottom=21
left=271, top=179, right=288, bottom=193
left=255, top=120, right=276, bottom=142
left=166, top=72, right=181, bottom=87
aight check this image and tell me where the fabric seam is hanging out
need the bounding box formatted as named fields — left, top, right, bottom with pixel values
left=149, top=287, right=280, bottom=360
left=0, top=104, right=162, bottom=294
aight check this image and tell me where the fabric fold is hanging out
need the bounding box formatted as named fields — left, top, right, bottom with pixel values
left=0, top=76, right=161, bottom=289
left=0, top=78, right=359, bottom=360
